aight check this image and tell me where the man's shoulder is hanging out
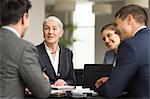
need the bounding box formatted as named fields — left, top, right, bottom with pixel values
left=105, top=50, right=115, bottom=55
left=123, top=28, right=149, bottom=46
left=16, top=38, right=34, bottom=49
left=1, top=28, right=34, bottom=48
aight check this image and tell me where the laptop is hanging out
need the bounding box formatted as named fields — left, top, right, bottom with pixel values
left=83, top=64, right=113, bottom=90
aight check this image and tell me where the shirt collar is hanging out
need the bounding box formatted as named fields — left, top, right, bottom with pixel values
left=44, top=42, right=60, bottom=53
left=133, top=25, right=146, bottom=36
left=2, top=26, right=20, bottom=38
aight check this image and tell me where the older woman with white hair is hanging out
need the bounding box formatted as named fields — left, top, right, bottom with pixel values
left=36, top=16, right=76, bottom=86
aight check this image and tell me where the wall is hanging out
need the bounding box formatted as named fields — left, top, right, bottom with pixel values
left=24, top=0, right=45, bottom=45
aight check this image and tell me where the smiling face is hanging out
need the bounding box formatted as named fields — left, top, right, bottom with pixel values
left=116, top=19, right=130, bottom=41
left=43, top=20, right=63, bottom=45
left=115, top=14, right=136, bottom=41
left=101, top=29, right=120, bottom=50
left=114, top=5, right=147, bottom=41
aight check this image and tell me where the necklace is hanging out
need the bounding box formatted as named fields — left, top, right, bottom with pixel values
left=51, top=51, right=56, bottom=54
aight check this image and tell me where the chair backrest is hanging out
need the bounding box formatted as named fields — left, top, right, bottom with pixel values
left=83, top=64, right=113, bottom=90
left=74, top=69, right=83, bottom=86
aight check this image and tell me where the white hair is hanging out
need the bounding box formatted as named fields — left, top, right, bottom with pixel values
left=43, top=16, right=64, bottom=31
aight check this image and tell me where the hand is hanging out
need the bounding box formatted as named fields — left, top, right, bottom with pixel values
left=95, top=77, right=109, bottom=88
left=53, top=79, right=67, bottom=86
left=43, top=72, right=49, bottom=81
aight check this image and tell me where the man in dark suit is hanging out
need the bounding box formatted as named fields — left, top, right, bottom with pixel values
left=95, top=5, right=150, bottom=98
left=36, top=16, right=76, bottom=86
left=0, top=0, right=51, bottom=99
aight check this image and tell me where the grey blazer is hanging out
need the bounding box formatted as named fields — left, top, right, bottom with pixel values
left=0, top=28, right=51, bottom=99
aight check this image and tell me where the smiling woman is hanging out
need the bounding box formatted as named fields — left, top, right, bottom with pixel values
left=101, top=23, right=120, bottom=50
left=100, top=23, right=120, bottom=65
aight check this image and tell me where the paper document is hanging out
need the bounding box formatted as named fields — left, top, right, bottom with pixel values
left=51, top=89, right=65, bottom=94
left=51, top=85, right=75, bottom=90
left=71, top=86, right=98, bottom=97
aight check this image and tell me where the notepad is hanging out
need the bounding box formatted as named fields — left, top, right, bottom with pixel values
left=71, top=86, right=98, bottom=97
left=51, top=85, right=75, bottom=90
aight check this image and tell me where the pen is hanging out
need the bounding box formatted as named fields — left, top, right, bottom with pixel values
left=42, top=67, right=46, bottom=72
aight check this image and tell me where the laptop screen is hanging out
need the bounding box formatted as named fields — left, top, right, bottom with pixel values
left=83, top=64, right=113, bottom=90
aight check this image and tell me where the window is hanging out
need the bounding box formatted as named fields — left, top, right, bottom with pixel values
left=73, top=2, right=95, bottom=69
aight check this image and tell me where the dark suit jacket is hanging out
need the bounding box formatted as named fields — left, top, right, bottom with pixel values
left=36, top=42, right=76, bottom=85
left=96, top=28, right=150, bottom=98
left=0, top=28, right=50, bottom=99
left=103, top=50, right=116, bottom=65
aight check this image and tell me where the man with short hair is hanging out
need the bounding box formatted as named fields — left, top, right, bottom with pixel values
left=0, top=0, right=51, bottom=98
left=95, top=5, right=150, bottom=98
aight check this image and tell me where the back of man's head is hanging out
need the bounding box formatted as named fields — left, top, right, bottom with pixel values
left=1, top=0, right=32, bottom=27
left=115, top=5, right=148, bottom=26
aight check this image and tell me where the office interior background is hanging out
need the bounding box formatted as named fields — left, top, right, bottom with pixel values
left=24, top=0, right=150, bottom=69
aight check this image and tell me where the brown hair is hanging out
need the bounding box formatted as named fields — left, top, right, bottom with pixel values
left=115, top=5, right=148, bottom=25
left=101, top=23, right=116, bottom=34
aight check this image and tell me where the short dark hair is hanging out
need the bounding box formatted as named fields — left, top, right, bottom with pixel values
left=101, top=23, right=116, bottom=34
left=1, top=0, right=31, bottom=26
left=115, top=5, right=148, bottom=25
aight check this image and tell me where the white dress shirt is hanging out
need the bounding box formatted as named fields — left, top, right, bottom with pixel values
left=2, top=26, right=20, bottom=38
left=44, top=43, right=60, bottom=76
left=133, top=25, right=146, bottom=36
